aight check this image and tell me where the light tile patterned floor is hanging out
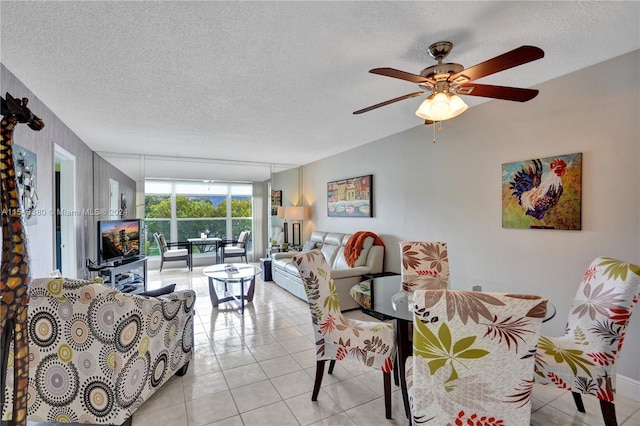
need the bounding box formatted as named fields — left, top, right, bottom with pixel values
left=27, top=264, right=640, bottom=425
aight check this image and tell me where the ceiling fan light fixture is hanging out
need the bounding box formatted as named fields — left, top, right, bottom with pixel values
left=415, top=92, right=468, bottom=121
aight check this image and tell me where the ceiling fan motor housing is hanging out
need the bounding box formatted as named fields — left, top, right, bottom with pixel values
left=420, top=63, right=464, bottom=81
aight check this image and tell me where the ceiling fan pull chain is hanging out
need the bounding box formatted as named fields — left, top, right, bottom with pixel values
left=433, top=121, right=436, bottom=143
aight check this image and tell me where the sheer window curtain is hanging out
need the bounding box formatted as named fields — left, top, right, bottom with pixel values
left=252, top=181, right=268, bottom=261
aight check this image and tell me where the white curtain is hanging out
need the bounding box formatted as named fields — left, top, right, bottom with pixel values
left=252, top=181, right=269, bottom=261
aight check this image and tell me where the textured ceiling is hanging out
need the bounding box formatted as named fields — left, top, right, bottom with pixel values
left=1, top=1, right=638, bottom=182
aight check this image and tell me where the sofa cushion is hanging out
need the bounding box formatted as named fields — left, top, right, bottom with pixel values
left=140, top=283, right=176, bottom=297
left=223, top=247, right=245, bottom=254
left=302, top=240, right=317, bottom=252
left=310, top=231, right=327, bottom=244
left=158, top=233, right=167, bottom=249
left=165, top=248, right=188, bottom=258
left=354, top=236, right=375, bottom=267
left=320, top=244, right=340, bottom=267
left=324, top=233, right=344, bottom=246
left=284, top=261, right=301, bottom=275
left=331, top=236, right=372, bottom=269
left=332, top=247, right=349, bottom=270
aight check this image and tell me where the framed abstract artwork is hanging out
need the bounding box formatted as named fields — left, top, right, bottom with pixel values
left=13, top=144, right=38, bottom=225
left=271, top=190, right=282, bottom=216
left=327, top=174, right=372, bottom=217
left=502, top=152, right=582, bottom=230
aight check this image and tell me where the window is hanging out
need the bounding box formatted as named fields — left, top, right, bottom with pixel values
left=144, top=194, right=170, bottom=256
left=144, top=180, right=253, bottom=256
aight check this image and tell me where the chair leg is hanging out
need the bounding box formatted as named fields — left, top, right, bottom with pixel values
left=393, top=357, right=399, bottom=386
left=159, top=258, right=163, bottom=272
left=328, top=359, right=336, bottom=374
left=572, top=391, right=585, bottom=412
left=175, top=361, right=189, bottom=377
left=383, top=371, right=392, bottom=419
left=312, top=360, right=326, bottom=401
left=600, top=399, right=618, bottom=426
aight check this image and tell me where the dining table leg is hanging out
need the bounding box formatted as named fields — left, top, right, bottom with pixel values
left=396, top=317, right=411, bottom=419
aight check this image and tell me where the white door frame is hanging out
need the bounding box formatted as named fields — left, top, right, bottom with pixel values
left=54, top=145, right=77, bottom=278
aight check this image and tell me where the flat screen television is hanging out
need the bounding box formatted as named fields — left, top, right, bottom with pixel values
left=97, top=219, right=142, bottom=264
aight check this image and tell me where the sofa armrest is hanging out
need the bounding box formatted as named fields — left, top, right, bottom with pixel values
left=157, top=289, right=196, bottom=303
left=271, top=251, right=300, bottom=260
left=365, top=245, right=384, bottom=274
left=331, top=266, right=372, bottom=279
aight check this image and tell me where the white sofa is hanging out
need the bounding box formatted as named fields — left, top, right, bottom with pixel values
left=271, top=231, right=384, bottom=310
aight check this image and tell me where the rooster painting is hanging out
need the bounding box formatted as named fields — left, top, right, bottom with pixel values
left=502, top=153, right=582, bottom=230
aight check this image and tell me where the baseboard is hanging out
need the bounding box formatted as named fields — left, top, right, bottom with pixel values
left=617, top=373, right=640, bottom=401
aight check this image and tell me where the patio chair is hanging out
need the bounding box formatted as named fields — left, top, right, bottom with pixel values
left=154, top=232, right=191, bottom=271
left=219, top=230, right=250, bottom=263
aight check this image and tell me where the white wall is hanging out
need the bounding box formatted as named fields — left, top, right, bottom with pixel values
left=299, top=51, right=640, bottom=386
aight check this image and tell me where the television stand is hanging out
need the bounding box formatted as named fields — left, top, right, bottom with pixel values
left=114, top=255, right=144, bottom=267
left=95, top=257, right=147, bottom=294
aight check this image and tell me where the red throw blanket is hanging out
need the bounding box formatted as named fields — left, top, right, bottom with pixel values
left=344, top=231, right=385, bottom=267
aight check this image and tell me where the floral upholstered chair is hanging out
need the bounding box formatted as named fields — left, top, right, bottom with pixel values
left=2, top=277, right=196, bottom=426
left=406, top=289, right=548, bottom=425
left=400, top=241, right=449, bottom=291
left=534, top=257, right=640, bottom=426
left=293, top=250, right=397, bottom=419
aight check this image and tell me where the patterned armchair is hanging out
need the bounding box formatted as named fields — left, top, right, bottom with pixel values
left=406, top=289, right=547, bottom=425
left=400, top=241, right=449, bottom=291
left=534, top=257, right=640, bottom=426
left=2, top=277, right=196, bottom=426
left=293, top=250, right=397, bottom=419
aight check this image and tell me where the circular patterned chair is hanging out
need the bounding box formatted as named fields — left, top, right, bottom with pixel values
left=1, top=277, right=196, bottom=425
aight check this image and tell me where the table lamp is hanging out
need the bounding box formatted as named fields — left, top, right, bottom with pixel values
left=285, top=206, right=308, bottom=248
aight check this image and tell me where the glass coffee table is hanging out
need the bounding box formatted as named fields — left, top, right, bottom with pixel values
left=203, top=263, right=261, bottom=314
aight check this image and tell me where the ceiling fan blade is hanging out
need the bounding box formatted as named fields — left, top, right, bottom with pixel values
left=449, top=46, right=544, bottom=84
left=459, top=83, right=539, bottom=102
left=353, top=91, right=424, bottom=115
left=370, top=68, right=435, bottom=85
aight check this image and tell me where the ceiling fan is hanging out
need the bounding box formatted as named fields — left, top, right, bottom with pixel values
left=353, top=41, right=544, bottom=124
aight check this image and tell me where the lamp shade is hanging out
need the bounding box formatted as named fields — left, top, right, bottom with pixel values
left=415, top=92, right=468, bottom=121
left=276, top=206, right=286, bottom=219
left=284, top=206, right=308, bottom=220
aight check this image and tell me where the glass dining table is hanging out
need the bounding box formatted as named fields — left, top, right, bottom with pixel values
left=350, top=274, right=556, bottom=418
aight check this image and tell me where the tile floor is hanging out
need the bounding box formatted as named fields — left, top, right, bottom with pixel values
left=31, top=264, right=640, bottom=425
